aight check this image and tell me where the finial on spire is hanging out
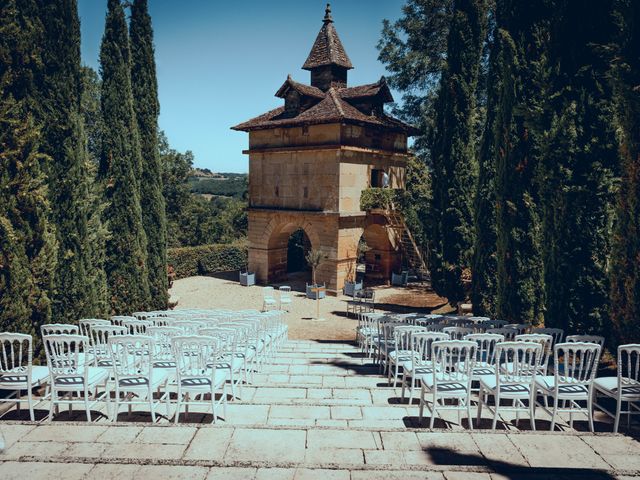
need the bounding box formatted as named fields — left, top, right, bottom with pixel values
left=323, top=3, right=333, bottom=24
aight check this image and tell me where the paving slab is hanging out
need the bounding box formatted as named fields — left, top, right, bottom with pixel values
left=207, top=467, right=258, bottom=479
left=21, top=424, right=107, bottom=443
left=86, top=463, right=141, bottom=479
left=136, top=425, right=197, bottom=444
left=351, top=471, right=445, bottom=480
left=0, top=424, right=36, bottom=449
left=580, top=435, right=640, bottom=470
left=508, top=434, right=611, bottom=470
left=224, top=428, right=306, bottom=463
left=307, top=429, right=379, bottom=450
left=1, top=461, right=94, bottom=479
left=101, top=441, right=186, bottom=461
left=96, top=425, right=143, bottom=443
left=183, top=427, right=234, bottom=461
left=470, top=433, right=529, bottom=467
left=293, top=468, right=351, bottom=480
left=269, top=405, right=331, bottom=420
left=303, top=447, right=365, bottom=466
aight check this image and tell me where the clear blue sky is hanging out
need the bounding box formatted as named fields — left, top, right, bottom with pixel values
left=78, top=1, right=404, bottom=173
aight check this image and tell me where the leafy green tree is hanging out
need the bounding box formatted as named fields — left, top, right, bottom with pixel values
left=130, top=0, right=168, bottom=309
left=493, top=0, right=549, bottom=324
left=80, top=66, right=103, bottom=165
left=401, top=156, right=432, bottom=251
left=36, top=0, right=108, bottom=323
left=99, top=0, right=150, bottom=313
left=610, top=0, right=640, bottom=344
left=537, top=0, right=619, bottom=335
left=0, top=0, right=57, bottom=348
left=471, top=30, right=499, bottom=317
left=429, top=0, right=488, bottom=303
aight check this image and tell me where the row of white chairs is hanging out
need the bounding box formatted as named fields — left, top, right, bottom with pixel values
left=358, top=313, right=638, bottom=433
left=0, top=309, right=288, bottom=423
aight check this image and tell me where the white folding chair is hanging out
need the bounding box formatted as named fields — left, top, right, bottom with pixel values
left=443, top=326, right=474, bottom=340
left=122, top=319, right=153, bottom=335
left=401, top=332, right=448, bottom=404
left=88, top=324, right=127, bottom=367
left=146, top=326, right=182, bottom=369
left=478, top=341, right=542, bottom=430
left=172, top=335, right=228, bottom=423
left=505, top=324, right=530, bottom=335
left=41, top=323, right=79, bottom=336
left=566, top=334, right=605, bottom=348
left=200, top=327, right=244, bottom=400
left=464, top=333, right=504, bottom=392
left=0, top=333, right=49, bottom=420
left=262, top=287, right=277, bottom=311
left=278, top=286, right=292, bottom=311
left=535, top=342, right=601, bottom=431
left=110, top=315, right=137, bottom=326
left=486, top=327, right=518, bottom=341
left=594, top=344, right=640, bottom=432
left=109, top=335, right=170, bottom=422
left=531, top=327, right=564, bottom=346
left=387, top=325, right=427, bottom=386
left=44, top=334, right=110, bottom=421
left=515, top=333, right=553, bottom=376
left=418, top=340, right=476, bottom=429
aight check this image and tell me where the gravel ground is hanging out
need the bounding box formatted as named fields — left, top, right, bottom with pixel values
left=169, top=274, right=448, bottom=341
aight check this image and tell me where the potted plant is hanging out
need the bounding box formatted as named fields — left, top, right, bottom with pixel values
left=343, top=240, right=368, bottom=296
left=239, top=260, right=255, bottom=286
left=305, top=248, right=327, bottom=299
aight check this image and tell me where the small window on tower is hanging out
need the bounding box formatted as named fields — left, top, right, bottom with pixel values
left=275, top=186, right=279, bottom=197
left=303, top=186, right=309, bottom=198
left=302, top=125, right=309, bottom=136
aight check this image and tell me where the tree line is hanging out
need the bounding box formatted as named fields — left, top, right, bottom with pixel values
left=380, top=0, right=639, bottom=345
left=0, top=0, right=167, bottom=345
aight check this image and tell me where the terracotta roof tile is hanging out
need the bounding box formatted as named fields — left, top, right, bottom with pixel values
left=275, top=76, right=325, bottom=99
left=302, top=12, right=353, bottom=70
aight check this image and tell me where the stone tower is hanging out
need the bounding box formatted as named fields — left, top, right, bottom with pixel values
left=232, top=4, right=418, bottom=293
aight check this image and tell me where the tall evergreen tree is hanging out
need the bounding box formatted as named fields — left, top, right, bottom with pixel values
left=471, top=29, right=499, bottom=317
left=99, top=0, right=150, bottom=313
left=36, top=0, right=108, bottom=323
left=0, top=0, right=57, bottom=347
left=130, top=0, right=168, bottom=310
left=493, top=0, right=549, bottom=324
left=610, top=0, right=640, bottom=344
left=538, top=0, right=619, bottom=335
left=429, top=0, right=487, bottom=303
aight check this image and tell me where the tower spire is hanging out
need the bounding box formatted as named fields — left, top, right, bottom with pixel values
left=323, top=3, right=333, bottom=24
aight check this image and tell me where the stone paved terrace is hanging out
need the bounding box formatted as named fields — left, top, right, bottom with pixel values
left=1, top=340, right=640, bottom=479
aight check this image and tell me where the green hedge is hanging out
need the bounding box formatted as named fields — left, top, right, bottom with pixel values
left=360, top=188, right=405, bottom=211
left=168, top=243, right=247, bottom=279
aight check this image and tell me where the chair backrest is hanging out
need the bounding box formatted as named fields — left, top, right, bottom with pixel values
left=464, top=333, right=504, bottom=365
left=0, top=332, right=32, bottom=375
left=79, top=319, right=110, bottom=340
left=425, top=323, right=447, bottom=332
left=566, top=334, right=605, bottom=348
left=480, top=320, right=509, bottom=329
left=553, top=342, right=601, bottom=386
left=150, top=316, right=177, bottom=327
left=505, top=323, right=530, bottom=335
left=394, top=325, right=427, bottom=351
left=411, top=332, right=449, bottom=364
left=263, top=286, right=275, bottom=299
left=89, top=325, right=127, bottom=363
left=122, top=319, right=153, bottom=335
left=146, top=326, right=182, bottom=360
left=486, top=327, right=518, bottom=341
left=110, top=315, right=137, bottom=326
left=431, top=340, right=476, bottom=383
left=443, top=326, right=474, bottom=340
left=41, top=323, right=79, bottom=336
left=173, top=320, right=207, bottom=335
left=109, top=335, right=154, bottom=380
left=531, top=327, right=564, bottom=345
left=43, top=334, right=87, bottom=376
left=515, top=333, right=553, bottom=371
left=495, top=341, right=543, bottom=384
left=200, top=327, right=239, bottom=356
left=446, top=318, right=474, bottom=328
left=171, top=335, right=219, bottom=380
left=618, top=344, right=640, bottom=387
left=132, top=311, right=159, bottom=320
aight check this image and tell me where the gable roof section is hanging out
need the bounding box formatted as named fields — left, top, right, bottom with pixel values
left=302, top=17, right=353, bottom=71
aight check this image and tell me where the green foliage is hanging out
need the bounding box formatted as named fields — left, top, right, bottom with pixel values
left=80, top=66, right=102, bottom=165
left=609, top=0, right=640, bottom=344
left=130, top=0, right=168, bottom=310
left=168, top=243, right=247, bottom=279
left=99, top=0, right=150, bottom=314
left=37, top=0, right=109, bottom=323
left=493, top=2, right=548, bottom=324
left=359, top=188, right=403, bottom=211
left=189, top=176, right=248, bottom=198
left=429, top=0, right=487, bottom=303
left=0, top=0, right=57, bottom=354
left=536, top=0, right=619, bottom=335
left=401, top=157, right=432, bottom=250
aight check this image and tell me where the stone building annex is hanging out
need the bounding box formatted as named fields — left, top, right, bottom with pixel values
left=233, top=5, right=421, bottom=294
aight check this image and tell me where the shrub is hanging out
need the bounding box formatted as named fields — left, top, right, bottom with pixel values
left=360, top=188, right=405, bottom=211
left=168, top=243, right=248, bottom=279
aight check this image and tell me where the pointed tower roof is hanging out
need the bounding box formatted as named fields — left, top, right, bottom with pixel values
left=302, top=4, right=353, bottom=71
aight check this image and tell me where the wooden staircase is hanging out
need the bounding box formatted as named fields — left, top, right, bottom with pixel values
left=384, top=202, right=429, bottom=280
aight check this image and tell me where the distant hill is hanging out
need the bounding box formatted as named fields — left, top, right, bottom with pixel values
left=188, top=170, right=248, bottom=198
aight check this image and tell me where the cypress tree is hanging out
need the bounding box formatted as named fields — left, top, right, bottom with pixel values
left=99, top=0, right=150, bottom=313
left=610, top=0, right=640, bottom=344
left=36, top=0, right=108, bottom=323
left=429, top=0, right=487, bottom=303
left=538, top=0, right=619, bottom=335
left=0, top=0, right=57, bottom=347
left=130, top=0, right=168, bottom=310
left=493, top=0, right=548, bottom=324
left=471, top=29, right=499, bottom=317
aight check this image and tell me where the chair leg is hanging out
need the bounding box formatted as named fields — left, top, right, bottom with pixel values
left=210, top=390, right=217, bottom=424
left=492, top=394, right=499, bottom=431
left=550, top=397, right=558, bottom=431
left=530, top=395, right=536, bottom=431
left=614, top=396, right=622, bottom=433
left=27, top=387, right=34, bottom=422
left=409, top=375, right=416, bottom=405
left=466, top=398, right=474, bottom=430
left=149, top=388, right=156, bottom=423
left=418, top=385, right=425, bottom=421
left=174, top=387, right=181, bottom=424
left=477, top=388, right=484, bottom=423
left=588, top=394, right=595, bottom=433
left=84, top=386, right=92, bottom=422
left=400, top=371, right=406, bottom=400
left=48, top=387, right=56, bottom=422
left=429, top=396, right=437, bottom=429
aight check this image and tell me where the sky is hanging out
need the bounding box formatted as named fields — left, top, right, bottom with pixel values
left=78, top=0, right=405, bottom=173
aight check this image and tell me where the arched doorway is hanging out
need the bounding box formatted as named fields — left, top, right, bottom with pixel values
left=361, top=223, right=400, bottom=284
left=287, top=228, right=311, bottom=275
